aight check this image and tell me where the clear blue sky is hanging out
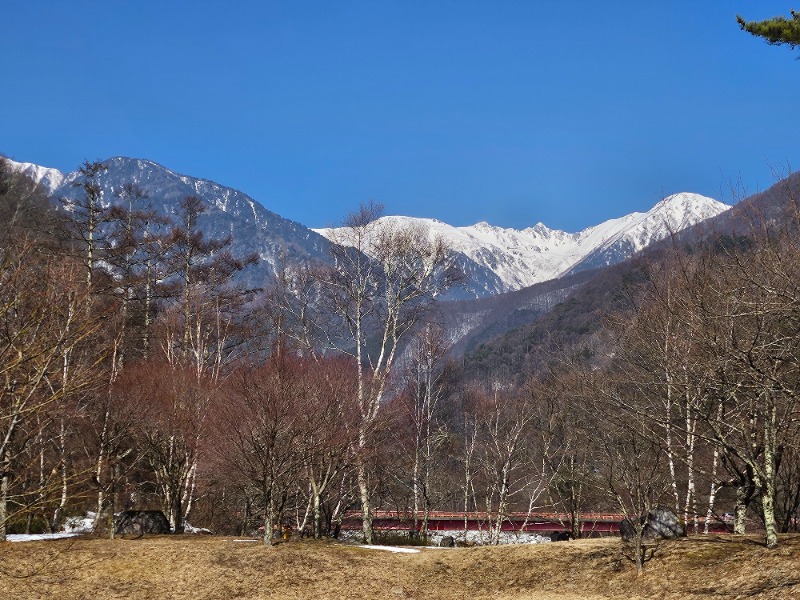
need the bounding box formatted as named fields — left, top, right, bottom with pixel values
left=3, top=1, right=800, bottom=231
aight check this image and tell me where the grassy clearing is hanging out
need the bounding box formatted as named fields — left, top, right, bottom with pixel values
left=1, top=534, right=799, bottom=599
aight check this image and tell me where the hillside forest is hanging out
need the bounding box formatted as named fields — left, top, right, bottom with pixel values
left=1, top=157, right=799, bottom=563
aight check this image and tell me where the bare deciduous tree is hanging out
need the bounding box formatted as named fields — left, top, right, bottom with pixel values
left=318, top=202, right=455, bottom=543
left=0, top=243, right=103, bottom=540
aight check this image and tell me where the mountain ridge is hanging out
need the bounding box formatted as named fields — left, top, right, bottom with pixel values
left=6, top=156, right=334, bottom=289
left=314, top=192, right=730, bottom=295
left=6, top=155, right=730, bottom=299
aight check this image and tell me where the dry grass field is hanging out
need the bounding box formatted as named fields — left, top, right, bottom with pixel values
left=1, top=534, right=799, bottom=599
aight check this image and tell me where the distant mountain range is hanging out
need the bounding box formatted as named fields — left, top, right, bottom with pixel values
left=6, top=155, right=730, bottom=299
left=314, top=193, right=730, bottom=297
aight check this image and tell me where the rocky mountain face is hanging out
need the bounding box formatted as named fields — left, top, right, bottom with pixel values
left=314, top=193, right=730, bottom=298
left=7, top=156, right=334, bottom=290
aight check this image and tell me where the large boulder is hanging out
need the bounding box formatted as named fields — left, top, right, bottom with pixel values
left=115, top=510, right=171, bottom=535
left=439, top=535, right=455, bottom=548
left=620, top=507, right=686, bottom=542
left=549, top=530, right=572, bottom=542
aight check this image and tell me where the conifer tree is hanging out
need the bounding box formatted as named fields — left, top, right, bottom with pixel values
left=737, top=10, right=800, bottom=50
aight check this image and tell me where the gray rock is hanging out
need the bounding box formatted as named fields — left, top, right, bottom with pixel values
left=620, top=507, right=686, bottom=542
left=115, top=510, right=171, bottom=535
left=439, top=535, right=455, bottom=547
left=645, top=507, right=686, bottom=540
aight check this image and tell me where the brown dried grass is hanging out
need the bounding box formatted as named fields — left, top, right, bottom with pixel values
left=1, top=534, right=798, bottom=599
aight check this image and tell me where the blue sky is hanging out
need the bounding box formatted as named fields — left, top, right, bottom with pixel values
left=3, top=1, right=800, bottom=231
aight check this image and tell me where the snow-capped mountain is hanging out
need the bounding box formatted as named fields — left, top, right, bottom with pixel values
left=7, top=156, right=334, bottom=289
left=314, top=193, right=730, bottom=297
left=5, top=159, right=65, bottom=195
left=7, top=155, right=730, bottom=300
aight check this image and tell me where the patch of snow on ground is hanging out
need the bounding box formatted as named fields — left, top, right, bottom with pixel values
left=339, top=528, right=550, bottom=547
left=63, top=513, right=95, bottom=533
left=427, top=529, right=551, bottom=546
left=7, top=533, right=78, bottom=542
left=184, top=522, right=213, bottom=534
left=359, top=545, right=421, bottom=553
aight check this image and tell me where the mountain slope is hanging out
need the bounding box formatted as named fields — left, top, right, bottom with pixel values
left=458, top=171, right=800, bottom=379
left=10, top=157, right=335, bottom=289
left=566, top=192, right=730, bottom=274
left=5, top=158, right=65, bottom=195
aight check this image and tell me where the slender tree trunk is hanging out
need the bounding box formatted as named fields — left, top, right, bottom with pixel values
left=263, top=491, right=275, bottom=546
left=143, top=255, right=153, bottom=357
left=683, top=425, right=697, bottom=532
left=182, top=460, right=197, bottom=526
left=412, top=440, right=420, bottom=539
left=634, top=533, right=646, bottom=574
left=357, top=454, right=373, bottom=544
left=52, top=417, right=69, bottom=532
left=0, top=455, right=9, bottom=542
left=734, top=484, right=749, bottom=534
left=463, top=419, right=476, bottom=541
left=312, top=489, right=322, bottom=539
left=763, top=408, right=779, bottom=548
left=705, top=444, right=721, bottom=534
left=108, top=462, right=118, bottom=540
left=172, top=485, right=184, bottom=534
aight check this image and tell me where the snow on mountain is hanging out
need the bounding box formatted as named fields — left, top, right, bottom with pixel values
left=4, top=158, right=65, bottom=195
left=8, top=154, right=730, bottom=300
left=50, top=157, right=334, bottom=288
left=314, top=193, right=730, bottom=296
left=565, top=192, right=729, bottom=275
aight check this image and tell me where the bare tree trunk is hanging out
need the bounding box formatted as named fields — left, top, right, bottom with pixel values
left=312, top=488, right=322, bottom=539
left=172, top=486, right=184, bottom=534
left=0, top=456, right=9, bottom=542
left=263, top=492, right=275, bottom=546
left=734, top=484, right=749, bottom=534
left=412, top=440, right=420, bottom=539
left=108, top=462, right=118, bottom=540
left=683, top=412, right=697, bottom=532
left=52, top=417, right=69, bottom=532
left=182, top=460, right=197, bottom=526
left=705, top=443, right=721, bottom=534
left=357, top=455, right=373, bottom=544
left=762, top=413, right=779, bottom=549
left=463, top=417, right=477, bottom=541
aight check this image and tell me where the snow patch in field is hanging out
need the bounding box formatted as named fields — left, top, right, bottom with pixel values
left=64, top=514, right=95, bottom=533
left=359, top=545, right=421, bottom=553
left=184, top=522, right=214, bottom=534
left=427, top=529, right=551, bottom=546
left=6, top=533, right=78, bottom=542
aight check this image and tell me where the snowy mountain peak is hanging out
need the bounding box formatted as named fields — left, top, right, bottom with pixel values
left=8, top=155, right=731, bottom=300
left=650, top=192, right=728, bottom=220
left=315, top=193, right=731, bottom=297
left=4, top=158, right=65, bottom=195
